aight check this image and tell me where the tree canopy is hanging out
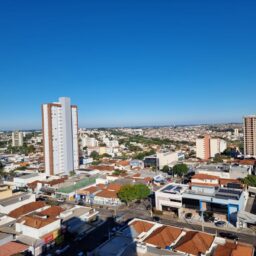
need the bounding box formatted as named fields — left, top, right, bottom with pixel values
left=242, top=175, right=256, bottom=187
left=161, top=165, right=170, bottom=173
left=118, top=184, right=150, bottom=204
left=173, top=163, right=188, bottom=177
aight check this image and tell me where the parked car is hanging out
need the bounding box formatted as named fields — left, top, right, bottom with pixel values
left=215, top=221, right=226, bottom=227
left=55, top=245, right=70, bottom=255
left=152, top=216, right=161, bottom=222
left=185, top=213, right=192, bottom=220
left=219, top=232, right=239, bottom=240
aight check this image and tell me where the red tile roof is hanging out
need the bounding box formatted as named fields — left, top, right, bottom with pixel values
left=214, top=242, right=254, bottom=256
left=130, top=220, right=154, bottom=235
left=144, top=226, right=182, bottom=248
left=192, top=174, right=219, bottom=180
left=40, top=206, right=64, bottom=217
left=0, top=242, right=28, bottom=256
left=174, top=231, right=214, bottom=255
left=8, top=201, right=46, bottom=219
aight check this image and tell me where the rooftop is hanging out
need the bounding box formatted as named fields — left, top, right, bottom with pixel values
left=0, top=241, right=28, bottom=256
left=8, top=201, right=45, bottom=219
left=159, top=183, right=188, bottom=195
left=144, top=225, right=182, bottom=249
left=174, top=231, right=214, bottom=255
left=0, top=192, right=32, bottom=207
left=214, top=241, right=254, bottom=256
left=57, top=177, right=97, bottom=194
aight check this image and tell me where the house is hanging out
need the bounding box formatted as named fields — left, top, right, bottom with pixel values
left=173, top=231, right=215, bottom=256
left=213, top=241, right=254, bottom=256
left=0, top=192, right=36, bottom=214
left=0, top=241, right=29, bottom=256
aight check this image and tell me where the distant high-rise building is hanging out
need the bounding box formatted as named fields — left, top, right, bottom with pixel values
left=42, top=97, right=79, bottom=176
left=244, top=115, right=256, bottom=157
left=196, top=135, right=227, bottom=160
left=234, top=128, right=239, bottom=137
left=12, top=131, right=23, bottom=147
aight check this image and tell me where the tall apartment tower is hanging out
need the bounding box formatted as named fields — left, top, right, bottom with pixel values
left=196, top=135, right=227, bottom=160
left=196, top=135, right=211, bottom=160
left=42, top=97, right=79, bottom=176
left=244, top=115, right=256, bottom=157
left=12, top=131, right=23, bottom=147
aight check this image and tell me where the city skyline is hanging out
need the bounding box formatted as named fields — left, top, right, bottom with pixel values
left=1, top=0, right=256, bottom=129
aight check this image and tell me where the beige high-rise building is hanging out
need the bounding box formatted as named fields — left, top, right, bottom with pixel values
left=42, top=97, right=79, bottom=176
left=12, top=131, right=23, bottom=147
left=244, top=115, right=256, bottom=157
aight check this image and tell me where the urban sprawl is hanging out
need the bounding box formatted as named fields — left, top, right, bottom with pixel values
left=0, top=97, right=256, bottom=256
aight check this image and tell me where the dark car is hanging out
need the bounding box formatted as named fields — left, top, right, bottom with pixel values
left=152, top=216, right=161, bottom=222
left=185, top=213, right=192, bottom=220
left=219, top=232, right=239, bottom=240
left=215, top=221, right=226, bottom=227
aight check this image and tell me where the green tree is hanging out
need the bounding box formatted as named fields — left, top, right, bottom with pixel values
left=117, top=185, right=136, bottom=205
left=242, top=175, right=256, bottom=187
left=134, top=184, right=150, bottom=200
left=118, top=184, right=150, bottom=205
left=161, top=165, right=170, bottom=173
left=90, top=151, right=100, bottom=160
left=173, top=163, right=188, bottom=177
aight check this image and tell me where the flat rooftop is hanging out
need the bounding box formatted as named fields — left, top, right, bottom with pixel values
left=185, top=187, right=243, bottom=201
left=0, top=193, right=31, bottom=207
left=95, top=235, right=133, bottom=256
left=57, top=177, right=97, bottom=194
left=159, top=184, right=188, bottom=194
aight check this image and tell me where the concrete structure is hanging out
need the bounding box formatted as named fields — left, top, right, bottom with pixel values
left=196, top=135, right=227, bottom=160
left=155, top=184, right=189, bottom=217
left=42, top=97, right=79, bottom=176
left=144, top=151, right=184, bottom=169
left=244, top=115, right=256, bottom=157
left=11, top=131, right=23, bottom=147
left=0, top=193, right=36, bottom=215
left=0, top=185, right=12, bottom=200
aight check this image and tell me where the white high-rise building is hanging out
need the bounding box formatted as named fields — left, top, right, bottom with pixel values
left=42, top=97, right=79, bottom=176
left=196, top=135, right=227, bottom=160
left=12, top=131, right=23, bottom=147
left=210, top=138, right=227, bottom=158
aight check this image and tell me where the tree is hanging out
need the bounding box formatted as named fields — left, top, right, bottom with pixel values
left=242, top=175, right=256, bottom=187
left=161, top=165, right=170, bottom=173
left=173, top=163, right=188, bottom=177
left=213, top=153, right=224, bottom=163
left=134, top=184, right=150, bottom=200
left=118, top=184, right=150, bottom=205
left=117, top=185, right=136, bottom=205
left=90, top=151, right=99, bottom=160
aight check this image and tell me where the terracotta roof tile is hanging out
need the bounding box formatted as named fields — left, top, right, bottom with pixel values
left=214, top=242, right=254, bottom=256
left=144, top=226, right=182, bottom=248
left=20, top=214, right=59, bottom=229
left=192, top=174, right=219, bottom=180
left=40, top=206, right=64, bottom=217
left=174, top=231, right=214, bottom=255
left=0, top=242, right=28, bottom=256
left=8, top=201, right=46, bottom=219
left=130, top=220, right=154, bottom=235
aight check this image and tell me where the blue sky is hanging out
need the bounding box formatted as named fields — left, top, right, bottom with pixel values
left=0, top=0, right=256, bottom=130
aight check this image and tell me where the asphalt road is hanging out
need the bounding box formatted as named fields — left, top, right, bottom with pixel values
left=117, top=206, right=256, bottom=246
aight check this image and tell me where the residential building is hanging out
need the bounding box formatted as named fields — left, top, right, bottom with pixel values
left=42, top=97, right=79, bottom=176
left=144, top=151, right=184, bottom=169
left=196, top=135, right=227, bottom=160
left=155, top=184, right=189, bottom=217
left=0, top=193, right=36, bottom=215
left=11, top=131, right=23, bottom=147
left=244, top=115, right=256, bottom=157
left=94, top=218, right=255, bottom=256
